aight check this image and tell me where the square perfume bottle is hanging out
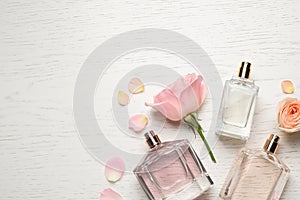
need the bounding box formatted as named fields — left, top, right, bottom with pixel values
left=133, top=130, right=213, bottom=200
left=216, top=62, right=259, bottom=140
left=220, top=134, right=290, bottom=200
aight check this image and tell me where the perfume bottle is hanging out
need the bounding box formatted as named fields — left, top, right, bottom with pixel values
left=133, top=130, right=213, bottom=200
left=220, top=134, right=290, bottom=200
left=216, top=62, right=259, bottom=140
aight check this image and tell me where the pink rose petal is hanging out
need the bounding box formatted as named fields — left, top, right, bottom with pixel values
left=100, top=188, right=123, bottom=200
left=281, top=80, right=294, bottom=94
left=129, top=114, right=148, bottom=132
left=118, top=90, right=130, bottom=106
left=128, top=78, right=144, bottom=94
left=145, top=89, right=181, bottom=121
left=145, top=73, right=207, bottom=121
left=105, top=157, right=125, bottom=183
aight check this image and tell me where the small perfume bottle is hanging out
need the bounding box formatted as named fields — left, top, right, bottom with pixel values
left=133, top=130, right=213, bottom=200
left=220, top=134, right=290, bottom=200
left=216, top=62, right=259, bottom=140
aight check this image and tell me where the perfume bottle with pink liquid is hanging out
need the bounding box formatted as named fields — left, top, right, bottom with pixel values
left=220, top=134, right=290, bottom=200
left=133, top=130, right=213, bottom=200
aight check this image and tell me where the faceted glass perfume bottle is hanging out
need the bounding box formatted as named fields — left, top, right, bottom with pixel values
left=220, top=134, right=290, bottom=200
left=133, top=130, right=213, bottom=200
left=216, top=62, right=259, bottom=140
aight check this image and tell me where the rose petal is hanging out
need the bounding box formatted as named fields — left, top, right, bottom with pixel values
left=100, top=188, right=123, bottom=200
left=185, top=73, right=197, bottom=84
left=281, top=80, right=294, bottom=94
left=128, top=78, right=144, bottom=94
left=105, top=157, right=125, bottom=183
left=145, top=74, right=207, bottom=121
left=118, top=90, right=130, bottom=106
left=168, top=74, right=193, bottom=97
left=179, top=75, right=207, bottom=116
left=145, top=89, right=182, bottom=121
left=278, top=125, right=300, bottom=133
left=129, top=114, right=148, bottom=132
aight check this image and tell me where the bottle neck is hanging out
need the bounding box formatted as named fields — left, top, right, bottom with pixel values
left=231, top=76, right=254, bottom=84
left=149, top=143, right=162, bottom=151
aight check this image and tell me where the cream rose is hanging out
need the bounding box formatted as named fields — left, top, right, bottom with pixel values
left=278, top=98, right=300, bottom=131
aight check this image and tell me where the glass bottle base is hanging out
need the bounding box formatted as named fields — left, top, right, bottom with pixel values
left=158, top=175, right=212, bottom=200
left=216, top=126, right=249, bottom=141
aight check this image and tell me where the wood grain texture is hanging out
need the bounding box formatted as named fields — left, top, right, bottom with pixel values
left=1, top=0, right=300, bottom=199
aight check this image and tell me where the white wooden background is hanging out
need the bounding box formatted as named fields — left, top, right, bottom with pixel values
left=1, top=0, right=300, bottom=199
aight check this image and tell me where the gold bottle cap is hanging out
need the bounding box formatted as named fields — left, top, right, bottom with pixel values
left=145, top=130, right=161, bottom=149
left=263, top=134, right=280, bottom=154
left=238, top=62, right=251, bottom=79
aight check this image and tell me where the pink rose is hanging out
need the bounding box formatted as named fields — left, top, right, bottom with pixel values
left=145, top=73, right=207, bottom=121
left=145, top=73, right=216, bottom=163
left=278, top=98, right=300, bottom=130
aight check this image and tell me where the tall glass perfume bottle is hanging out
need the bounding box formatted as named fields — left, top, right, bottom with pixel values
left=216, top=62, right=259, bottom=140
left=133, top=130, right=213, bottom=200
left=220, top=134, right=290, bottom=200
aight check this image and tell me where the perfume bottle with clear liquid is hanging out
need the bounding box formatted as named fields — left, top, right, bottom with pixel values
left=220, top=134, right=290, bottom=200
left=216, top=62, right=259, bottom=140
left=133, top=130, right=213, bottom=200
